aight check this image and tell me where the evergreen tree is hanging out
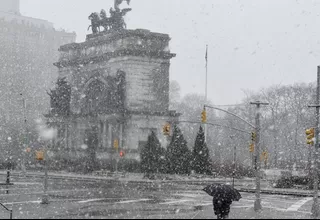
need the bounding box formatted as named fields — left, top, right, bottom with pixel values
left=192, top=126, right=212, bottom=175
left=48, top=77, right=71, bottom=116
left=165, top=125, right=191, bottom=175
left=140, top=131, right=165, bottom=178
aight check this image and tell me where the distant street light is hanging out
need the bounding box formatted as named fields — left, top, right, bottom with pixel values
left=230, top=135, right=236, bottom=188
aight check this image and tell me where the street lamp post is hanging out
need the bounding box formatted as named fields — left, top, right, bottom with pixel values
left=308, top=66, right=320, bottom=218
left=230, top=135, right=236, bottom=188
left=20, top=93, right=27, bottom=176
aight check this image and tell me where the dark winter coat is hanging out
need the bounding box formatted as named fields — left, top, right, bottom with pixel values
left=212, top=198, right=232, bottom=218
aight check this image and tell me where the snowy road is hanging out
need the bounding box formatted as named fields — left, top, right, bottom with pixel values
left=0, top=175, right=313, bottom=219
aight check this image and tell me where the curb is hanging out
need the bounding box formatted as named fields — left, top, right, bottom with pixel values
left=238, top=188, right=314, bottom=197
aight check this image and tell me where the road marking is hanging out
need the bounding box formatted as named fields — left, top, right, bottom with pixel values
left=3, top=200, right=41, bottom=205
left=194, top=202, right=212, bottom=206
left=263, top=206, right=287, bottom=212
left=286, top=197, right=312, bottom=211
left=78, top=198, right=107, bottom=203
left=0, top=187, right=35, bottom=191
left=116, top=199, right=151, bottom=204
left=12, top=182, right=42, bottom=186
left=159, top=199, right=195, bottom=205
left=173, top=193, right=200, bottom=198
left=232, top=205, right=253, bottom=209
left=3, top=198, right=81, bottom=205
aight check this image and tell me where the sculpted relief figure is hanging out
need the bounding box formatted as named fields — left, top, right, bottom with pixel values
left=88, top=0, right=132, bottom=34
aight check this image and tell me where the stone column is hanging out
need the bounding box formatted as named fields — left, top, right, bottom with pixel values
left=102, top=121, right=107, bottom=148
left=119, top=123, right=123, bottom=150
left=108, top=123, right=113, bottom=161
left=65, top=124, right=68, bottom=149
left=98, top=121, right=102, bottom=149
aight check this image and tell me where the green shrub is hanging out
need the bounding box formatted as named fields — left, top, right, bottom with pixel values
left=291, top=176, right=311, bottom=185
left=274, top=176, right=294, bottom=188
left=118, top=159, right=140, bottom=173
left=210, top=160, right=254, bottom=178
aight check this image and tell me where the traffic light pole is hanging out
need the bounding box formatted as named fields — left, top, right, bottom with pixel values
left=308, top=66, right=320, bottom=218
left=204, top=105, right=255, bottom=129
left=250, top=101, right=269, bottom=212
left=41, top=143, right=49, bottom=205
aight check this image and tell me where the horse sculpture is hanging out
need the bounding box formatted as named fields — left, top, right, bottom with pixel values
left=88, top=2, right=132, bottom=34
left=88, top=12, right=101, bottom=34
left=100, top=9, right=111, bottom=32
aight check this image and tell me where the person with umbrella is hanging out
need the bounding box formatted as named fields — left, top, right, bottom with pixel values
left=203, top=183, right=241, bottom=219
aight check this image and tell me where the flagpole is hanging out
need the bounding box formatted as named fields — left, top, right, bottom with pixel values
left=205, top=45, right=208, bottom=143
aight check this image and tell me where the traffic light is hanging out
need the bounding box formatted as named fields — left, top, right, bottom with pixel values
left=306, top=128, right=315, bottom=145
left=201, top=108, right=207, bottom=123
left=251, top=132, right=256, bottom=142
left=36, top=150, right=44, bottom=161
left=264, top=151, right=268, bottom=160
left=163, top=123, right=170, bottom=136
left=249, top=143, right=254, bottom=153
left=261, top=150, right=268, bottom=161
left=119, top=150, right=125, bottom=158
left=114, top=139, right=119, bottom=149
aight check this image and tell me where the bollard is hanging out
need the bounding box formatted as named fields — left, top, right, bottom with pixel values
left=6, top=170, right=10, bottom=185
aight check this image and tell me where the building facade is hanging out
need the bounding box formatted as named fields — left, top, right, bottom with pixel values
left=0, top=0, right=76, bottom=162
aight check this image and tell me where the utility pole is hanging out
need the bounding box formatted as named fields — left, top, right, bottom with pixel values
left=308, top=66, right=320, bottom=218
left=250, top=101, right=269, bottom=212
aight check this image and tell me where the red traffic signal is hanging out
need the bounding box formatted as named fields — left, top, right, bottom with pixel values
left=119, top=150, right=125, bottom=158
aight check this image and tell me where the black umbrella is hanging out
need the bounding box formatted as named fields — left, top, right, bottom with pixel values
left=203, top=183, right=242, bottom=201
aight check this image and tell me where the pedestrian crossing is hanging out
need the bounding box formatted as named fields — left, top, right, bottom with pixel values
left=166, top=190, right=313, bottom=213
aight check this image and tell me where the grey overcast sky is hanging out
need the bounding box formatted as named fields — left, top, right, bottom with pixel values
left=20, top=0, right=320, bottom=105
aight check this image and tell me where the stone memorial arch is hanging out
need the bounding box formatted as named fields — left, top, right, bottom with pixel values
left=46, top=1, right=180, bottom=170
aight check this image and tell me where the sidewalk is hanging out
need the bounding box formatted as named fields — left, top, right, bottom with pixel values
left=0, top=170, right=317, bottom=198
